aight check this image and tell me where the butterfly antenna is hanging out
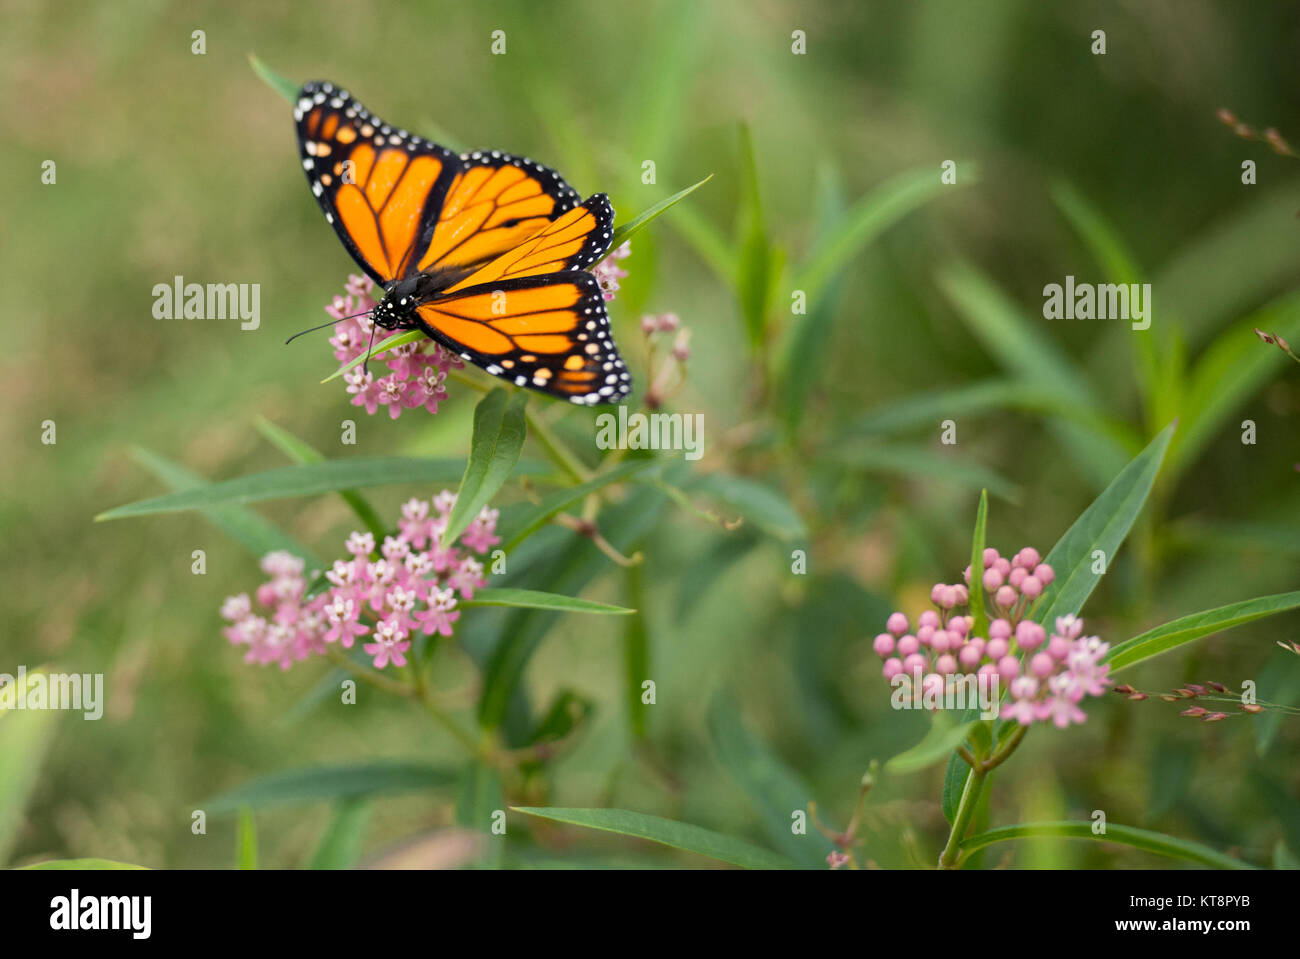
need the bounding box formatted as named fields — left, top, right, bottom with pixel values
left=362, top=316, right=378, bottom=377
left=284, top=309, right=375, bottom=345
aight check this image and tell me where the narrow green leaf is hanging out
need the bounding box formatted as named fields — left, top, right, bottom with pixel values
left=968, top=490, right=989, bottom=640
left=308, top=800, right=370, bottom=869
left=0, top=678, right=58, bottom=865
left=98, top=456, right=546, bottom=520
left=204, top=761, right=457, bottom=813
left=707, top=697, right=832, bottom=867
left=685, top=473, right=805, bottom=541
left=624, top=564, right=650, bottom=740
left=1105, top=590, right=1300, bottom=672
left=442, top=390, right=528, bottom=549
left=735, top=124, right=771, bottom=349
left=960, top=821, right=1256, bottom=870
left=236, top=808, right=258, bottom=870
left=126, top=448, right=322, bottom=566
left=511, top=807, right=797, bottom=869
left=795, top=163, right=980, bottom=303
left=496, top=460, right=654, bottom=553
left=322, top=329, right=424, bottom=384
left=248, top=53, right=297, bottom=103
left=941, top=753, right=971, bottom=825
left=886, top=717, right=978, bottom=775
left=457, top=761, right=505, bottom=869
left=460, top=588, right=634, bottom=615
left=1033, top=423, right=1175, bottom=624
left=21, top=859, right=148, bottom=870
left=610, top=174, right=714, bottom=249
left=831, top=444, right=1019, bottom=502
left=254, top=416, right=387, bottom=539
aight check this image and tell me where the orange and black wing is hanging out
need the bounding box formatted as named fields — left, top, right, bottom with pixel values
left=443, top=194, right=614, bottom=293
left=295, top=81, right=458, bottom=286
left=412, top=272, right=631, bottom=405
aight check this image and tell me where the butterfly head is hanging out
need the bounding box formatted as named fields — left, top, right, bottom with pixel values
left=372, top=279, right=421, bottom=330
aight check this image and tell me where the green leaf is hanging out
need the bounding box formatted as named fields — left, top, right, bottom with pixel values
left=831, top=444, right=1019, bottom=502
left=968, top=490, right=989, bottom=641
left=610, top=174, right=714, bottom=249
left=959, top=821, right=1256, bottom=870
left=203, top=761, right=457, bottom=813
left=496, top=460, right=655, bottom=553
left=321, top=329, right=424, bottom=384
left=941, top=753, right=971, bottom=825
left=525, top=689, right=594, bottom=748
left=126, top=448, right=322, bottom=566
left=624, top=563, right=650, bottom=740
left=685, top=473, right=805, bottom=541
left=21, top=859, right=148, bottom=870
left=937, top=260, right=1129, bottom=488
left=795, top=163, right=980, bottom=303
left=308, top=800, right=370, bottom=870
left=707, top=697, right=832, bottom=867
left=236, top=808, right=258, bottom=870
left=457, top=761, right=505, bottom=869
left=0, top=679, right=58, bottom=866
left=1032, top=422, right=1175, bottom=624
left=886, top=717, right=978, bottom=775
left=735, top=124, right=771, bottom=349
left=442, top=389, right=529, bottom=549
left=254, top=416, right=387, bottom=539
left=511, top=807, right=797, bottom=870
left=1105, top=590, right=1300, bottom=672
left=460, top=588, right=634, bottom=615
left=98, top=455, right=547, bottom=520
left=248, top=53, right=297, bottom=103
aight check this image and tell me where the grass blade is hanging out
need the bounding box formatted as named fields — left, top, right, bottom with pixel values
left=459, top=588, right=633, bottom=615
left=442, top=389, right=529, bottom=549
left=960, top=821, right=1256, bottom=870
left=610, top=175, right=714, bottom=249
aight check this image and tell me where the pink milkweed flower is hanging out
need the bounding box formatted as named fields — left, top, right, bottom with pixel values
left=593, top=242, right=631, bottom=301
left=219, top=489, right=504, bottom=670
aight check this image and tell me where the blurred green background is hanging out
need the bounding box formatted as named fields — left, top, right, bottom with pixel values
left=2, top=0, right=1298, bottom=869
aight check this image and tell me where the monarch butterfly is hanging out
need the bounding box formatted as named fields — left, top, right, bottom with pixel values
left=294, top=81, right=631, bottom=405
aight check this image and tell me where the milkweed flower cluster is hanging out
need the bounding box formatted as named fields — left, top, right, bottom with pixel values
left=592, top=241, right=631, bottom=301
left=327, top=274, right=463, bottom=419
left=872, top=547, right=1112, bottom=728
left=220, top=492, right=499, bottom=671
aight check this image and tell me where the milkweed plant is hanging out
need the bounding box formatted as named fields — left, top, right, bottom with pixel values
left=67, top=56, right=1300, bottom=873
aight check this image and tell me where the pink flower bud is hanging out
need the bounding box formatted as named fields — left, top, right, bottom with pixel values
left=959, top=644, right=983, bottom=669
left=882, top=657, right=904, bottom=680
left=949, top=615, right=970, bottom=637
left=1008, top=566, right=1027, bottom=589
left=640, top=314, right=658, bottom=335
left=995, top=585, right=1018, bottom=608
left=965, top=637, right=986, bottom=659
left=916, top=625, right=935, bottom=647
left=873, top=633, right=895, bottom=657
left=982, top=568, right=1004, bottom=591
left=922, top=673, right=945, bottom=698
left=918, top=610, right=940, bottom=629
left=982, top=547, right=1000, bottom=568
left=939, top=585, right=958, bottom=609
left=886, top=612, right=909, bottom=636
left=963, top=564, right=972, bottom=584
left=978, top=663, right=999, bottom=681
left=997, top=655, right=1021, bottom=683
left=994, top=558, right=1011, bottom=577
left=989, top=618, right=1012, bottom=640
left=657, top=312, right=680, bottom=333
left=1030, top=652, right=1054, bottom=678
left=1018, top=547, right=1040, bottom=569
left=1020, top=575, right=1043, bottom=598
left=986, top=637, right=1008, bottom=660
left=896, top=634, right=919, bottom=657
left=1033, top=563, right=1055, bottom=585
left=930, top=630, right=951, bottom=653
left=937, top=654, right=958, bottom=675
left=1046, top=635, right=1069, bottom=660
left=902, top=653, right=927, bottom=675
left=1015, top=621, right=1046, bottom=650
left=952, top=584, right=969, bottom=606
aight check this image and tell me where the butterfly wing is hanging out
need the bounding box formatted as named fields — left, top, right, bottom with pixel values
left=295, top=81, right=458, bottom=285
left=412, top=272, right=631, bottom=405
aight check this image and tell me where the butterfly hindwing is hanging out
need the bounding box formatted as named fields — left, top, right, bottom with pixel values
left=295, top=81, right=459, bottom=285
left=413, top=272, right=631, bottom=405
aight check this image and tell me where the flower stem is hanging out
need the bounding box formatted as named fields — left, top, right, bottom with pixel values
left=938, top=766, right=986, bottom=869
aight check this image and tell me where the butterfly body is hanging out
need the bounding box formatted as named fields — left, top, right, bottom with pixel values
left=294, top=81, right=630, bottom=404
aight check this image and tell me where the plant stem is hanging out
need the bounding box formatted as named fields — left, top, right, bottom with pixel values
left=939, top=766, right=986, bottom=868
left=325, top=647, right=414, bottom=697
left=982, top=724, right=1027, bottom=772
